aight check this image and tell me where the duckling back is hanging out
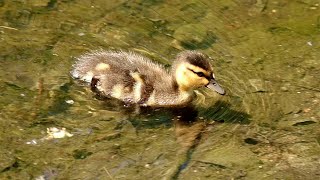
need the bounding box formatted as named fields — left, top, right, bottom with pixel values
left=71, top=51, right=164, bottom=82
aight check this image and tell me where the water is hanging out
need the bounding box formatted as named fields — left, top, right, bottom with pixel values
left=0, top=0, right=319, bottom=179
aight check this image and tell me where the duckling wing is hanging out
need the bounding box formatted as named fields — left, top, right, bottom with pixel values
left=92, top=69, right=159, bottom=105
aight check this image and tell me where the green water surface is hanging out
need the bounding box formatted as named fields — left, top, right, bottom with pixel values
left=0, top=0, right=319, bottom=179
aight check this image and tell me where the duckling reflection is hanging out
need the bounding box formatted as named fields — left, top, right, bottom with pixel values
left=71, top=50, right=225, bottom=107
left=175, top=120, right=205, bottom=149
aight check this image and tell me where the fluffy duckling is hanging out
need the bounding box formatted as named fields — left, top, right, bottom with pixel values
left=71, top=50, right=225, bottom=107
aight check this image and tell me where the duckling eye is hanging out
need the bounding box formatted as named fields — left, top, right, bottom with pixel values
left=195, top=72, right=205, bottom=77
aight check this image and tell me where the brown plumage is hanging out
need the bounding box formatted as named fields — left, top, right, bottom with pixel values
left=71, top=50, right=225, bottom=107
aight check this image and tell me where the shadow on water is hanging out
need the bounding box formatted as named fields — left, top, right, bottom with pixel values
left=124, top=100, right=251, bottom=131
left=197, top=100, right=251, bottom=124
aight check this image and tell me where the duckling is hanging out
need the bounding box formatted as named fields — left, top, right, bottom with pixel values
left=71, top=50, right=225, bottom=107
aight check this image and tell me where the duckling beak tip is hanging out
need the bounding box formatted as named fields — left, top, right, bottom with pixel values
left=206, top=79, right=225, bottom=95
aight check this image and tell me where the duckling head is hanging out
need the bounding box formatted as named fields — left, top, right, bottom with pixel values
left=173, top=51, right=225, bottom=95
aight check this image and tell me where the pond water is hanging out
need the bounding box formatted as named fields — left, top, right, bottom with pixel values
left=0, top=0, right=319, bottom=179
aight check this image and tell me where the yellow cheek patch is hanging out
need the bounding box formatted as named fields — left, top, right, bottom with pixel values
left=202, top=78, right=209, bottom=85
left=95, top=63, right=110, bottom=71
left=176, top=63, right=212, bottom=91
left=190, top=76, right=208, bottom=87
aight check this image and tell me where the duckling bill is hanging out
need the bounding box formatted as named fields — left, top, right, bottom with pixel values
left=71, top=50, right=225, bottom=107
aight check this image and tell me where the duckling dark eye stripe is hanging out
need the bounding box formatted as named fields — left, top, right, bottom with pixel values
left=187, top=68, right=198, bottom=75
left=187, top=68, right=211, bottom=80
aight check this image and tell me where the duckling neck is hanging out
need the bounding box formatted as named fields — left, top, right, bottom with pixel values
left=174, top=77, right=194, bottom=93
left=172, top=77, right=194, bottom=100
left=173, top=64, right=195, bottom=92
left=178, top=84, right=193, bottom=92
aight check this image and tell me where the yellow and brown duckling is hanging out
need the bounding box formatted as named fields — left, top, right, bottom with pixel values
left=71, top=50, right=225, bottom=107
